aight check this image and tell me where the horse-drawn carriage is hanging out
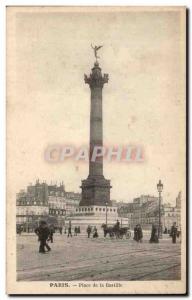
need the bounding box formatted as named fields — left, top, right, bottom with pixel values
left=101, top=223, right=131, bottom=239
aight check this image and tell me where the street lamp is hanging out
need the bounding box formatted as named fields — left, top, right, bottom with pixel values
left=105, top=202, right=108, bottom=225
left=157, top=179, right=163, bottom=238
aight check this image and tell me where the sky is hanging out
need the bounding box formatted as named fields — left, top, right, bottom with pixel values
left=7, top=7, right=186, bottom=205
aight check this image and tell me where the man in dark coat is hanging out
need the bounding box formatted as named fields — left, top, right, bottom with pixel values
left=149, top=224, right=159, bottom=243
left=48, top=224, right=55, bottom=243
left=87, top=225, right=91, bottom=238
left=59, top=227, right=62, bottom=235
left=93, top=226, right=98, bottom=238
left=137, top=224, right=143, bottom=242
left=133, top=225, right=138, bottom=241
left=170, top=222, right=178, bottom=244
left=68, top=221, right=72, bottom=237
left=116, top=220, right=120, bottom=230
left=35, top=221, right=51, bottom=253
left=74, top=226, right=78, bottom=236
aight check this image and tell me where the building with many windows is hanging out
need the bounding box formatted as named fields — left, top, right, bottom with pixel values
left=16, top=180, right=81, bottom=231
left=117, top=192, right=182, bottom=230
left=117, top=203, right=134, bottom=227
left=163, top=192, right=181, bottom=230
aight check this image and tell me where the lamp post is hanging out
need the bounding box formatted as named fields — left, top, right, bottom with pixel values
left=157, top=180, right=163, bottom=238
left=105, top=202, right=108, bottom=225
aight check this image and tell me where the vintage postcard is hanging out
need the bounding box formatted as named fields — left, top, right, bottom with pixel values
left=6, top=6, right=186, bottom=294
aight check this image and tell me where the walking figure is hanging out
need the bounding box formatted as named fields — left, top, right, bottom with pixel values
left=68, top=221, right=72, bottom=237
left=74, top=226, right=78, bottom=236
left=149, top=224, right=159, bottom=243
left=133, top=224, right=139, bottom=241
left=170, top=222, right=178, bottom=244
left=59, top=227, right=62, bottom=235
left=93, top=226, right=98, bottom=238
left=35, top=221, right=51, bottom=254
left=87, top=225, right=91, bottom=238
left=48, top=224, right=55, bottom=243
left=134, top=224, right=143, bottom=242
left=137, top=224, right=143, bottom=242
left=116, top=219, right=120, bottom=229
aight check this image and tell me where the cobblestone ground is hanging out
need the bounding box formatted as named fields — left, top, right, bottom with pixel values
left=17, top=232, right=181, bottom=281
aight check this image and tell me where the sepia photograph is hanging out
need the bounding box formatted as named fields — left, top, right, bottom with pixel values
left=6, top=6, right=186, bottom=294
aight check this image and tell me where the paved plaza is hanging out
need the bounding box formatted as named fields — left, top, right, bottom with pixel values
left=17, top=232, right=181, bottom=281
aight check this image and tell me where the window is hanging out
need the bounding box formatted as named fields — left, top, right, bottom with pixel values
left=88, top=208, right=90, bottom=211
left=79, top=208, right=81, bottom=212
left=99, top=208, right=102, bottom=211
left=91, top=208, right=93, bottom=211
left=95, top=208, right=98, bottom=211
left=85, top=208, right=87, bottom=211
left=110, top=209, right=112, bottom=212
left=114, top=209, right=116, bottom=212
left=103, top=208, right=105, bottom=212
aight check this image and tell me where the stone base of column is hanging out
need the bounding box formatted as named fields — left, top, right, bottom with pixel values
left=80, top=175, right=112, bottom=206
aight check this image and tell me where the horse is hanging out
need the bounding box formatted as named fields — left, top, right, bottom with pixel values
left=101, top=224, right=115, bottom=238
left=102, top=224, right=131, bottom=239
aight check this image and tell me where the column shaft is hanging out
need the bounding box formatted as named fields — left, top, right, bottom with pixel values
left=89, top=87, right=103, bottom=176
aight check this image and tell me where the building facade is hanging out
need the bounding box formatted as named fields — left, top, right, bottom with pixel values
left=117, top=193, right=181, bottom=230
left=16, top=180, right=81, bottom=231
left=163, top=192, right=181, bottom=230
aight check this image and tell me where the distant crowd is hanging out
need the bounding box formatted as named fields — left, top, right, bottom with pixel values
left=17, top=220, right=181, bottom=254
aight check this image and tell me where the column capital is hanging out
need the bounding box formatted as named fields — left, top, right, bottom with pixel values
left=84, top=62, right=108, bottom=89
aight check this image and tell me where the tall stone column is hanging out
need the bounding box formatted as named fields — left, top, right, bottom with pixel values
left=80, top=61, right=111, bottom=206
left=87, top=62, right=108, bottom=176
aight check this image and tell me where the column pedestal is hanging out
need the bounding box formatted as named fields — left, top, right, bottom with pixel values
left=80, top=175, right=112, bottom=206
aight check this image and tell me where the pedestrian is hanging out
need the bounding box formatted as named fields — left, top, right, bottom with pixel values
left=115, top=219, right=121, bottom=238
left=68, top=221, right=72, bottom=237
left=35, top=221, right=51, bottom=254
left=116, top=219, right=120, bottom=229
left=93, top=226, right=98, bottom=238
left=133, top=224, right=138, bottom=241
left=74, top=226, right=78, bottom=236
left=137, top=224, right=143, bottom=242
left=87, top=225, right=91, bottom=238
left=149, top=224, right=159, bottom=243
left=48, top=224, right=55, bottom=243
left=170, top=222, right=177, bottom=244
